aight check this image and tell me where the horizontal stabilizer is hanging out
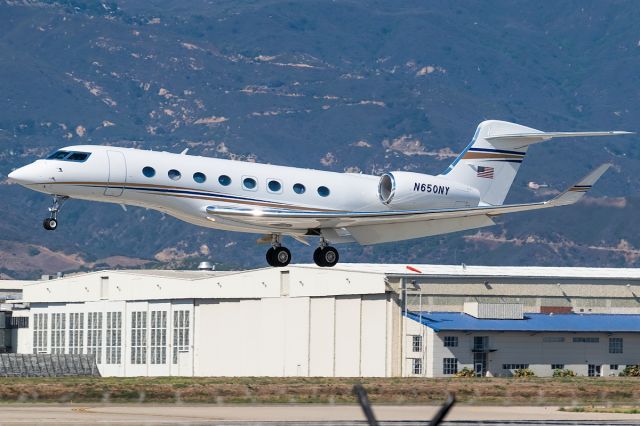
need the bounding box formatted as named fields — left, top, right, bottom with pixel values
left=486, top=131, right=633, bottom=145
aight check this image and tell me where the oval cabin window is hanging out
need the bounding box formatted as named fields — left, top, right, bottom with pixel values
left=293, top=183, right=306, bottom=194
left=193, top=172, right=206, bottom=183
left=142, top=167, right=156, bottom=178
left=168, top=169, right=181, bottom=181
left=267, top=180, right=282, bottom=192
left=243, top=177, right=257, bottom=190
left=317, top=186, right=330, bottom=197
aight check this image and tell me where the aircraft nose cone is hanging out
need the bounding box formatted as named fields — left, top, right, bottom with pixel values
left=7, top=164, right=38, bottom=185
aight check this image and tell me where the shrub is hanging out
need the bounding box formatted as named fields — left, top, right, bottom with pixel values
left=553, top=369, right=576, bottom=377
left=513, top=368, right=535, bottom=377
left=619, top=365, right=640, bottom=377
left=455, top=367, right=476, bottom=378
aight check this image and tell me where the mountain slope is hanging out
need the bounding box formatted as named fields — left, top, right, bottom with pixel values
left=0, top=0, right=638, bottom=277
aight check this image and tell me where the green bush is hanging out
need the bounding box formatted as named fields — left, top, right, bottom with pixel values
left=455, top=367, right=476, bottom=378
left=619, top=365, right=640, bottom=377
left=513, top=368, right=535, bottom=377
left=553, top=368, right=576, bottom=377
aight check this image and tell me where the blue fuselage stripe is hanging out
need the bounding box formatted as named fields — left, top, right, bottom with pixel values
left=486, top=159, right=524, bottom=163
left=468, top=147, right=527, bottom=156
left=77, top=183, right=291, bottom=206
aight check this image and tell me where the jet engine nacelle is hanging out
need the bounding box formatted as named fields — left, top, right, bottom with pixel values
left=378, top=171, right=480, bottom=210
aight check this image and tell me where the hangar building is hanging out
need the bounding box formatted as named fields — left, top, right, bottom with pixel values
left=8, top=264, right=640, bottom=377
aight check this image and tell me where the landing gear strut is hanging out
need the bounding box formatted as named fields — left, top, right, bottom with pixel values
left=313, top=238, right=339, bottom=267
left=266, top=234, right=291, bottom=267
left=42, top=195, right=68, bottom=231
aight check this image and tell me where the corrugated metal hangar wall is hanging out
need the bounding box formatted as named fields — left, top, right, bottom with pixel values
left=8, top=264, right=640, bottom=378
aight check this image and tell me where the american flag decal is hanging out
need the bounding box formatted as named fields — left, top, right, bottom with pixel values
left=477, top=166, right=494, bottom=179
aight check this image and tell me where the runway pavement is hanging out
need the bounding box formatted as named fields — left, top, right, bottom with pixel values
left=0, top=404, right=639, bottom=425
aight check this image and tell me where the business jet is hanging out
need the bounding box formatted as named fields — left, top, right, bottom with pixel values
left=7, top=120, right=632, bottom=267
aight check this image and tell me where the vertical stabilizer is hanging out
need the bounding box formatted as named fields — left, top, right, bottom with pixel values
left=440, top=120, right=541, bottom=206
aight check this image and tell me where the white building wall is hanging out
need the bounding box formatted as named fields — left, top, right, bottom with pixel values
left=192, top=294, right=392, bottom=377
left=403, top=317, right=425, bottom=376
left=334, top=296, right=362, bottom=376
left=26, top=300, right=192, bottom=377
left=125, top=301, right=149, bottom=377
left=308, top=297, right=335, bottom=376
left=283, top=297, right=310, bottom=376
left=11, top=310, right=30, bottom=354
left=170, top=300, right=195, bottom=376
left=422, top=328, right=640, bottom=378
left=195, top=299, right=260, bottom=376
left=360, top=294, right=388, bottom=377
left=425, top=329, right=436, bottom=377
left=485, top=332, right=638, bottom=377
left=255, top=298, right=287, bottom=376
left=146, top=301, right=172, bottom=376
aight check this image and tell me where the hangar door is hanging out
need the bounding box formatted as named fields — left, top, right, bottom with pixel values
left=105, top=150, right=126, bottom=197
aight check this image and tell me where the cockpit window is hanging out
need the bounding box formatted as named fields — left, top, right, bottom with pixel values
left=46, top=150, right=91, bottom=162
left=47, top=150, right=70, bottom=160
left=66, top=152, right=90, bottom=162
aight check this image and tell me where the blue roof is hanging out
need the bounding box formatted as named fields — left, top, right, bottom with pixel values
left=406, top=311, right=640, bottom=333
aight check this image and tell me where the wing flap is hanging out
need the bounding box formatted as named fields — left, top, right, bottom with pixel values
left=348, top=215, right=496, bottom=245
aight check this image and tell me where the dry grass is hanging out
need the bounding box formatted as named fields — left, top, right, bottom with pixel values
left=0, top=377, right=638, bottom=404
left=560, top=406, right=640, bottom=414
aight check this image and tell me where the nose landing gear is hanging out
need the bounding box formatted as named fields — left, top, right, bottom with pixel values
left=266, top=234, right=291, bottom=267
left=42, top=195, right=68, bottom=231
left=313, top=238, right=339, bottom=267
left=42, top=217, right=58, bottom=231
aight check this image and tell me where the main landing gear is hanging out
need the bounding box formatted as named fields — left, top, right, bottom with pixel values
left=42, top=195, right=68, bottom=231
left=264, top=235, right=339, bottom=268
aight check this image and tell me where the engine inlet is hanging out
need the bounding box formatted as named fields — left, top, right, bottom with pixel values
left=378, top=173, right=395, bottom=204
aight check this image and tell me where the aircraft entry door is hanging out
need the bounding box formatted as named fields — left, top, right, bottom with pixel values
left=104, top=150, right=126, bottom=197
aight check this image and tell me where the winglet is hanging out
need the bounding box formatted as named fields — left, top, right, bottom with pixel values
left=549, top=164, right=611, bottom=206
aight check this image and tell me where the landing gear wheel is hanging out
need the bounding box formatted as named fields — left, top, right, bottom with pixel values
left=313, top=247, right=324, bottom=266
left=313, top=246, right=339, bottom=267
left=43, top=218, right=58, bottom=231
left=266, top=246, right=291, bottom=267
left=272, top=246, right=291, bottom=267
left=266, top=247, right=276, bottom=266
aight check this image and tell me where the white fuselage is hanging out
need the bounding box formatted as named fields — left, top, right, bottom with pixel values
left=8, top=145, right=480, bottom=241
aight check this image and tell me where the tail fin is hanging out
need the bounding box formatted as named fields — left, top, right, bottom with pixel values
left=440, top=120, right=632, bottom=206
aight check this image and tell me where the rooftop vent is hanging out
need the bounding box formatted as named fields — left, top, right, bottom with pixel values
left=197, top=261, right=215, bottom=271
left=464, top=302, right=523, bottom=320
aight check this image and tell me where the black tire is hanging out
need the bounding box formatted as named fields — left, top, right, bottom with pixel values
left=273, top=246, right=291, bottom=267
left=266, top=247, right=276, bottom=266
left=43, top=218, right=57, bottom=231
left=314, top=247, right=339, bottom=267
left=313, top=247, right=326, bottom=267
left=322, top=246, right=339, bottom=267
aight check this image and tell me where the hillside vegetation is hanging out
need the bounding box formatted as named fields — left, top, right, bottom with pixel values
left=1, top=0, right=639, bottom=277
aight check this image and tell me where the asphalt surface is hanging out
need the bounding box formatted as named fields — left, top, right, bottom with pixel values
left=0, top=404, right=639, bottom=425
